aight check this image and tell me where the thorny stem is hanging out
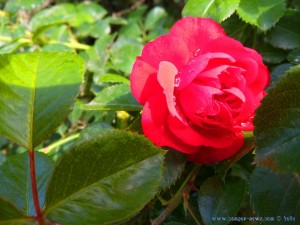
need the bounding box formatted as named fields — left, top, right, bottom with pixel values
left=151, top=164, right=201, bottom=225
left=29, top=150, right=45, bottom=225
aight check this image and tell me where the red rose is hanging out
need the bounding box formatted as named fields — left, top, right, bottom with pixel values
left=130, top=17, right=270, bottom=164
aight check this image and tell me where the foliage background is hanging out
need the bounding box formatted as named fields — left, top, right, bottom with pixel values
left=0, top=0, right=299, bottom=225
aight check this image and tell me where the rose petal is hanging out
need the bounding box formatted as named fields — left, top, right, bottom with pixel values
left=142, top=93, right=198, bottom=154
left=223, top=87, right=246, bottom=102
left=168, top=112, right=240, bottom=149
left=177, top=53, right=235, bottom=90
left=202, top=36, right=260, bottom=85
left=170, top=17, right=226, bottom=57
left=139, top=35, right=189, bottom=69
left=157, top=61, right=185, bottom=122
left=130, top=58, right=161, bottom=104
left=187, top=133, right=244, bottom=164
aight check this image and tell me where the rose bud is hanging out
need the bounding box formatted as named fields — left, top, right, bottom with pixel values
left=130, top=17, right=270, bottom=164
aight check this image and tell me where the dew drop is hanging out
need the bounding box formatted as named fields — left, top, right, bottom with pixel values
left=174, top=77, right=181, bottom=87
left=193, top=48, right=201, bottom=57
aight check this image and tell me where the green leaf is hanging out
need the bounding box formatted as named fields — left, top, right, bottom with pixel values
left=287, top=48, right=300, bottom=64
left=82, top=84, right=142, bottom=111
left=145, top=6, right=168, bottom=30
left=5, top=0, right=43, bottom=13
left=29, top=3, right=78, bottom=32
left=0, top=151, right=53, bottom=216
left=237, top=0, right=286, bottom=31
left=259, top=43, right=287, bottom=64
left=77, top=122, right=113, bottom=142
left=0, top=197, right=27, bottom=224
left=270, top=63, right=293, bottom=87
left=182, top=0, right=240, bottom=23
left=160, top=149, right=186, bottom=189
left=45, top=130, right=164, bottom=225
left=250, top=167, right=299, bottom=224
left=266, top=10, right=300, bottom=49
left=0, top=52, right=84, bottom=149
left=221, top=14, right=252, bottom=43
left=254, top=64, right=300, bottom=172
left=97, top=73, right=130, bottom=84
left=198, top=176, right=246, bottom=225
left=110, top=38, right=143, bottom=74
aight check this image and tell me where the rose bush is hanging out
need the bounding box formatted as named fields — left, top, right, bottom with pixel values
left=130, top=17, right=270, bottom=164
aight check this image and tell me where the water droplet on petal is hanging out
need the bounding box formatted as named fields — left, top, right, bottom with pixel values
left=174, top=77, right=181, bottom=87
left=193, top=48, right=201, bottom=57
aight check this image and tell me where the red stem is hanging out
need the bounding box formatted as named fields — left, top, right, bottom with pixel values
left=29, top=150, right=45, bottom=225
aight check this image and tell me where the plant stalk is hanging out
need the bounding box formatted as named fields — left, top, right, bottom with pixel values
left=151, top=164, right=201, bottom=225
left=29, top=150, right=45, bottom=225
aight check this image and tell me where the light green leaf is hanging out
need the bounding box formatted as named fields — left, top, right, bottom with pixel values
left=110, top=38, right=143, bottom=74
left=237, top=0, right=286, bottom=31
left=254, top=65, right=300, bottom=172
left=5, top=0, right=43, bottom=13
left=29, top=3, right=77, bottom=32
left=82, top=84, right=142, bottom=111
left=45, top=130, right=164, bottom=225
left=250, top=167, right=300, bottom=224
left=198, top=176, right=246, bottom=225
left=0, top=152, right=53, bottom=216
left=145, top=6, right=168, bottom=30
left=266, top=10, right=300, bottom=49
left=97, top=73, right=130, bottom=84
left=0, top=52, right=84, bottom=149
left=182, top=0, right=240, bottom=23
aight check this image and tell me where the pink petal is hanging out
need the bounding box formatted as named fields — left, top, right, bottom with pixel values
left=157, top=61, right=184, bottom=122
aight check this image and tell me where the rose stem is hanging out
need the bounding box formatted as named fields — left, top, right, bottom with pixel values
left=29, top=150, right=46, bottom=225
left=151, top=164, right=201, bottom=225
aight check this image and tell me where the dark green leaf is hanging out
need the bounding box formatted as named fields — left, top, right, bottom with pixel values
left=82, top=84, right=142, bottom=111
left=259, top=44, right=287, bottom=64
left=266, top=10, right=300, bottom=49
left=77, top=122, right=113, bottom=142
left=0, top=151, right=53, bottom=216
left=254, top=64, right=300, bottom=172
left=45, top=130, right=164, bottom=225
left=221, top=15, right=252, bottom=43
left=287, top=48, right=300, bottom=64
left=0, top=52, right=84, bottom=149
left=250, top=167, right=299, bottom=224
left=198, top=176, right=246, bottom=225
left=237, top=0, right=286, bottom=31
left=270, top=63, right=293, bottom=86
left=160, top=149, right=186, bottom=189
left=182, top=0, right=240, bottom=23
left=0, top=197, right=27, bottom=224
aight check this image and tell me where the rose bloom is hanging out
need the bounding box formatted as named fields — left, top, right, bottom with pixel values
left=130, top=17, right=270, bottom=164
